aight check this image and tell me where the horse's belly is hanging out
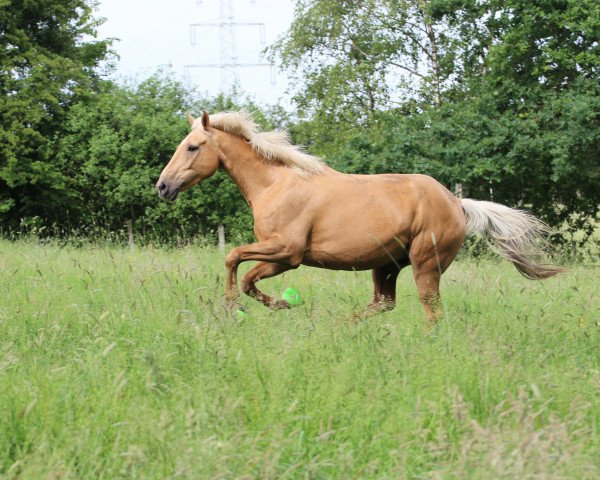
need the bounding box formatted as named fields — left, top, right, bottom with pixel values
left=303, top=230, right=411, bottom=270
left=301, top=194, right=414, bottom=269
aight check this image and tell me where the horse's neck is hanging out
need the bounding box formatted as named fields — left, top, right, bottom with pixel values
left=213, top=129, right=288, bottom=206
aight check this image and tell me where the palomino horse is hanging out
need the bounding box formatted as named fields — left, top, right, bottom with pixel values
left=156, top=111, right=561, bottom=328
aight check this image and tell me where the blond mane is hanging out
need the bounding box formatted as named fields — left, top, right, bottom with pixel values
left=193, top=110, right=325, bottom=176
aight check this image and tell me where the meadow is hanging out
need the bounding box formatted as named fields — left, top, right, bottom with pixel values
left=0, top=239, right=599, bottom=479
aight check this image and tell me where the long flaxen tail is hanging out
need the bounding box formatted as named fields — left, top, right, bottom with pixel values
left=461, top=198, right=564, bottom=279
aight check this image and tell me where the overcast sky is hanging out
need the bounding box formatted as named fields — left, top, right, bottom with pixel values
left=94, top=0, right=295, bottom=105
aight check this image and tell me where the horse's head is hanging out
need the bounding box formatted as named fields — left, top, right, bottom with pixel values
left=156, top=111, right=220, bottom=201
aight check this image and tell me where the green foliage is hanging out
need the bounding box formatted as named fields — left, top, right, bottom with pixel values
left=0, top=0, right=111, bottom=224
left=482, top=0, right=600, bottom=93
left=54, top=74, right=196, bottom=235
left=0, top=241, right=599, bottom=477
left=270, top=0, right=464, bottom=119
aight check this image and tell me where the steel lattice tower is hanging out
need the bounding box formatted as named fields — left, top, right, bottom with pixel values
left=186, top=0, right=271, bottom=92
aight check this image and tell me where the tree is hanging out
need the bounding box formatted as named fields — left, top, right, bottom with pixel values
left=270, top=0, right=467, bottom=122
left=452, top=0, right=600, bottom=234
left=0, top=0, right=111, bottom=228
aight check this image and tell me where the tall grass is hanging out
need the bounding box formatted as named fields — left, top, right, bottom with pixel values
left=0, top=240, right=598, bottom=479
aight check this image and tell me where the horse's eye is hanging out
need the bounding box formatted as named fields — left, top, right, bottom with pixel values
left=188, top=145, right=199, bottom=152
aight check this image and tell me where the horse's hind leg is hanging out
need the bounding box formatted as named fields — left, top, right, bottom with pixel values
left=412, top=266, right=442, bottom=332
left=241, top=262, right=292, bottom=309
left=409, top=232, right=462, bottom=332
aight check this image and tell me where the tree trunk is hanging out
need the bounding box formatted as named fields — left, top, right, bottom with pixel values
left=418, top=1, right=442, bottom=107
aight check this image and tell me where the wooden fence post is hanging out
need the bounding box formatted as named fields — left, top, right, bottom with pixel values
left=126, top=219, right=134, bottom=251
left=454, top=183, right=463, bottom=198
left=218, top=224, right=225, bottom=253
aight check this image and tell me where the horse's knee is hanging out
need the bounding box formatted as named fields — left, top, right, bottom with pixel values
left=240, top=275, right=254, bottom=295
left=278, top=244, right=303, bottom=268
left=225, top=249, right=240, bottom=270
left=289, top=257, right=302, bottom=268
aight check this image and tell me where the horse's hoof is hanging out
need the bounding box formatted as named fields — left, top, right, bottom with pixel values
left=423, top=321, right=439, bottom=337
left=225, top=297, right=238, bottom=311
left=349, top=309, right=372, bottom=324
left=268, top=299, right=290, bottom=310
left=350, top=303, right=392, bottom=323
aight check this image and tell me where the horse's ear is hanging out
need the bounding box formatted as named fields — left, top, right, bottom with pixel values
left=187, top=113, right=195, bottom=126
left=201, top=110, right=210, bottom=130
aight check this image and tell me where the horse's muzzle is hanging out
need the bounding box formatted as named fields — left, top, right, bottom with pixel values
left=156, top=180, right=180, bottom=201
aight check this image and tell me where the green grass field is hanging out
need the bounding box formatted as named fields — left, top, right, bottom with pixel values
left=0, top=240, right=599, bottom=479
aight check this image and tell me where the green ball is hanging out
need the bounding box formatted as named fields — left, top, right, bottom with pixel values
left=236, top=309, right=247, bottom=319
left=282, top=287, right=303, bottom=306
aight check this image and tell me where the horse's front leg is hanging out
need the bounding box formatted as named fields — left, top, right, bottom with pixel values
left=224, top=237, right=304, bottom=308
left=241, top=262, right=292, bottom=309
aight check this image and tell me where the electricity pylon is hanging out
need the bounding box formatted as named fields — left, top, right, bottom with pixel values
left=185, top=0, right=273, bottom=91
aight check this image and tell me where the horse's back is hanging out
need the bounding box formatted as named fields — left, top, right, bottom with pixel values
left=343, top=172, right=464, bottom=229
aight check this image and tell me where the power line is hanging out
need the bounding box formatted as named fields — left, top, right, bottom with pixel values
left=184, top=0, right=273, bottom=92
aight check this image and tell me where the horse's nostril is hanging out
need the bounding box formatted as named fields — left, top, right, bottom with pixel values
left=158, top=181, right=167, bottom=192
